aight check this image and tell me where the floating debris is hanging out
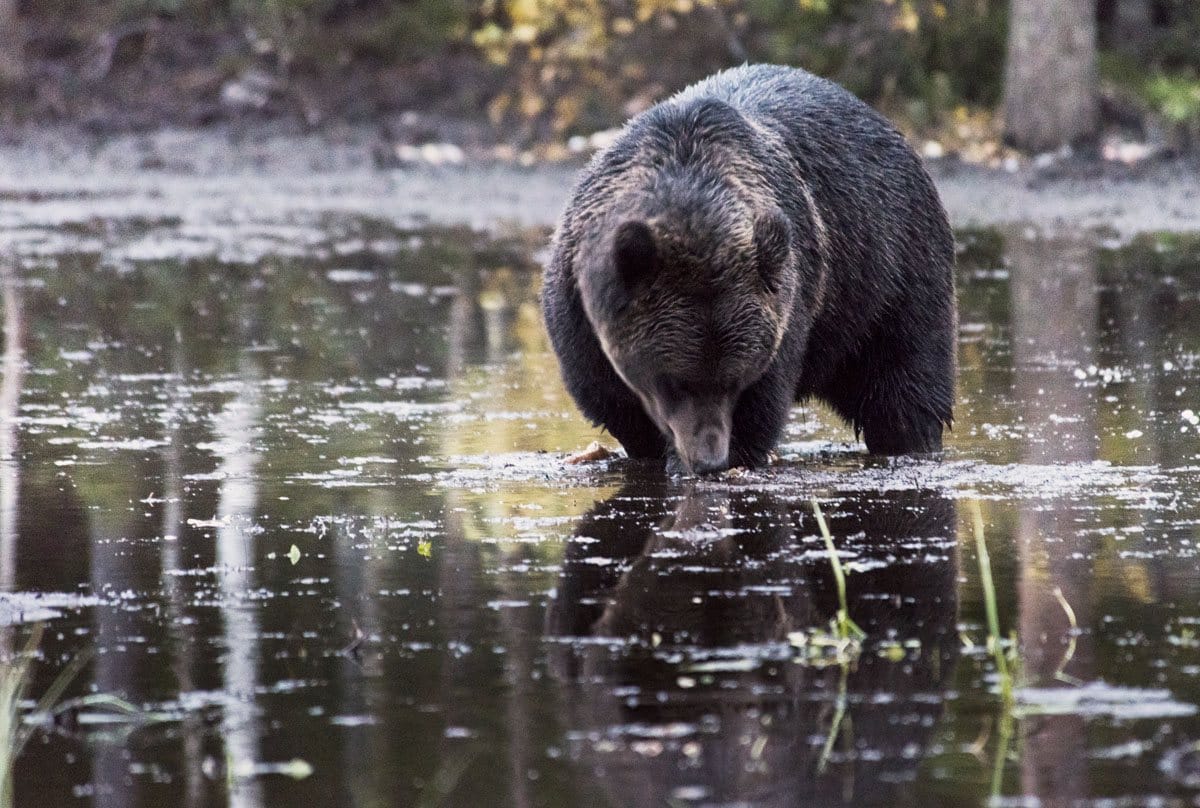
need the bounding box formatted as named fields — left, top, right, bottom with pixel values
left=565, top=440, right=614, bottom=465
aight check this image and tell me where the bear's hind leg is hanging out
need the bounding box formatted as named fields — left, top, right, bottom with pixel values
left=821, top=321, right=954, bottom=456
left=858, top=385, right=947, bottom=454
left=863, top=338, right=953, bottom=455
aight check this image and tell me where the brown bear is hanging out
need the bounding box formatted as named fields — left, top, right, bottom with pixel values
left=542, top=64, right=956, bottom=473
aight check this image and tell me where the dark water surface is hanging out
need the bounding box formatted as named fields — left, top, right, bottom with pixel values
left=2, top=219, right=1200, bottom=807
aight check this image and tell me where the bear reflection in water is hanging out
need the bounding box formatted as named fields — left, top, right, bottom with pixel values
left=546, top=485, right=958, bottom=807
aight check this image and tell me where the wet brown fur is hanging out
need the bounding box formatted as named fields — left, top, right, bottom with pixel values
left=542, top=64, right=956, bottom=471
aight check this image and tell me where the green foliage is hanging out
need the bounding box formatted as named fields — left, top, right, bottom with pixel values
left=1146, top=72, right=1200, bottom=124
left=971, top=500, right=1013, bottom=704
left=1100, top=50, right=1200, bottom=146
left=745, top=0, right=1007, bottom=108
left=1153, top=0, right=1200, bottom=73
left=28, top=0, right=472, bottom=66
left=222, top=0, right=473, bottom=68
left=468, top=0, right=750, bottom=140
left=15, top=0, right=1200, bottom=147
left=1, top=625, right=93, bottom=805
left=810, top=498, right=866, bottom=643
left=465, top=0, right=1010, bottom=141
left=337, top=2, right=469, bottom=63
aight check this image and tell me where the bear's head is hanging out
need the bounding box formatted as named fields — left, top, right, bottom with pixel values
left=576, top=180, right=799, bottom=474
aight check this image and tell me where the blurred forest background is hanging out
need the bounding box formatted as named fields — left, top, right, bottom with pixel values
left=0, top=0, right=1198, bottom=158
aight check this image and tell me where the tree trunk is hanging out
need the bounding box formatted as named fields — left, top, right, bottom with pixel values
left=0, top=0, right=21, bottom=84
left=1002, top=0, right=1098, bottom=152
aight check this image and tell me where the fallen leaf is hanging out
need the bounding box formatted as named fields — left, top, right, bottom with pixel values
left=566, top=441, right=613, bottom=464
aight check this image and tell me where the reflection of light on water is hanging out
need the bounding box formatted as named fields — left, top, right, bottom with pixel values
left=161, top=340, right=206, bottom=808
left=2, top=221, right=1200, bottom=805
left=1, top=258, right=23, bottom=597
left=213, top=360, right=264, bottom=808
left=0, top=260, right=23, bottom=808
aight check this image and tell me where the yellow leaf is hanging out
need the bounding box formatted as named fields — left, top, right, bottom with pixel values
left=896, top=1, right=919, bottom=32
left=512, top=23, right=539, bottom=44
left=509, top=0, right=541, bottom=25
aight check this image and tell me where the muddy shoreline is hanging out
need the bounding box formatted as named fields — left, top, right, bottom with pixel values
left=2, top=125, right=1200, bottom=243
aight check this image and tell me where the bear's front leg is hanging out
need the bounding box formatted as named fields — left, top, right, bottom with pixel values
left=606, top=415, right=669, bottom=461
left=725, top=370, right=793, bottom=470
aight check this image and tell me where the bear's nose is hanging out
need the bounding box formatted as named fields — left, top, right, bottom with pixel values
left=689, top=427, right=729, bottom=474
left=664, top=399, right=732, bottom=475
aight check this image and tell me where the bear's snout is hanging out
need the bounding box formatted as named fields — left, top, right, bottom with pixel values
left=688, top=426, right=730, bottom=474
left=667, top=400, right=732, bottom=474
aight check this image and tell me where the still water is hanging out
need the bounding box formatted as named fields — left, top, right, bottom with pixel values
left=2, top=218, right=1200, bottom=807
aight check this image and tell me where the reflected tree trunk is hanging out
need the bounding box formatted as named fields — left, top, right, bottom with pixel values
left=434, top=495, right=487, bottom=803
left=90, top=471, right=142, bottom=802
left=446, top=270, right=483, bottom=379
left=1, top=255, right=23, bottom=593
left=0, top=0, right=21, bottom=86
left=1008, top=232, right=1098, bottom=800
left=497, top=542, right=538, bottom=808
left=1101, top=256, right=1172, bottom=601
left=161, top=339, right=205, bottom=808
left=213, top=358, right=265, bottom=808
left=332, top=511, right=381, bottom=806
left=0, top=256, right=24, bottom=798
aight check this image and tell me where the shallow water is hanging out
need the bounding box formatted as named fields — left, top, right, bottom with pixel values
left=2, top=217, right=1200, bottom=807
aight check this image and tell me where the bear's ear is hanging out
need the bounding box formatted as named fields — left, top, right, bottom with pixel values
left=753, top=210, right=792, bottom=294
left=612, top=220, right=658, bottom=287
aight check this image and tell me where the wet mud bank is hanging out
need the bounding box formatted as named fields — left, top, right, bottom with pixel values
left=2, top=126, right=1200, bottom=246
